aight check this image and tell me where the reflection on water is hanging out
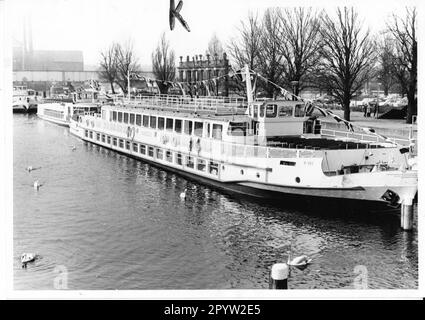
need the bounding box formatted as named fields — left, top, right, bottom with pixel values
left=13, top=114, right=418, bottom=289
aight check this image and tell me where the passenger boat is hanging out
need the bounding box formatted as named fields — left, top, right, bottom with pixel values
left=37, top=89, right=100, bottom=126
left=13, top=86, right=39, bottom=113
left=69, top=67, right=417, bottom=212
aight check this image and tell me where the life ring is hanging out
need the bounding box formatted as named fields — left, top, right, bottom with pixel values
left=188, top=138, right=193, bottom=152
left=195, top=138, right=201, bottom=153
left=172, top=137, right=178, bottom=147
left=130, top=127, right=135, bottom=141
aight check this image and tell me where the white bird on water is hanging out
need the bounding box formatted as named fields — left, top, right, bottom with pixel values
left=26, top=166, right=41, bottom=172
left=33, top=180, right=42, bottom=190
left=180, top=188, right=187, bottom=200
left=288, top=255, right=312, bottom=267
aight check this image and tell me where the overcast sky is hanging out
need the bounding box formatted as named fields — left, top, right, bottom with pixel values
left=9, top=0, right=419, bottom=69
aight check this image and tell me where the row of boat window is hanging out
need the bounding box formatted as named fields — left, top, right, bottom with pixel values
left=249, top=104, right=305, bottom=118
left=84, top=130, right=219, bottom=175
left=106, top=110, right=224, bottom=140
left=43, top=109, right=64, bottom=119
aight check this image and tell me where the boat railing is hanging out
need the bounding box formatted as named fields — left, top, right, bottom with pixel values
left=111, top=94, right=247, bottom=115
left=86, top=114, right=319, bottom=160
left=321, top=128, right=410, bottom=146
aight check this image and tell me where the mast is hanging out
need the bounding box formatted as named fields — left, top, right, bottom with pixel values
left=244, top=64, right=253, bottom=105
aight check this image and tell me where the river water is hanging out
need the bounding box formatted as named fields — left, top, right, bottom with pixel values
left=13, top=114, right=418, bottom=290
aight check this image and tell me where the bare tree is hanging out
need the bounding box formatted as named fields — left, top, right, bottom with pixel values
left=387, top=7, right=417, bottom=123
left=227, top=12, right=262, bottom=71
left=319, top=7, right=376, bottom=121
left=206, top=33, right=224, bottom=58
left=151, top=32, right=176, bottom=94
left=115, top=40, right=140, bottom=94
left=376, top=36, right=397, bottom=96
left=98, top=43, right=118, bottom=94
left=276, top=7, right=323, bottom=97
left=256, top=8, right=286, bottom=98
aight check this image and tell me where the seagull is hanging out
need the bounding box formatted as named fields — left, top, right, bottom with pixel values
left=26, top=166, right=41, bottom=172
left=33, top=180, right=42, bottom=190
left=179, top=188, right=187, bottom=200
left=169, top=0, right=190, bottom=32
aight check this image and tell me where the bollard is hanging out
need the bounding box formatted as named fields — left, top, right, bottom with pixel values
left=401, top=198, right=414, bottom=231
left=269, top=263, right=289, bottom=289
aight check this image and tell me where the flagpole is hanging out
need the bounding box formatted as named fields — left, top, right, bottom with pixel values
left=127, top=69, right=130, bottom=102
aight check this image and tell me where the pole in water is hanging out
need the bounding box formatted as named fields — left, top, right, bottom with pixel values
left=269, top=263, right=289, bottom=289
left=401, top=198, right=414, bottom=231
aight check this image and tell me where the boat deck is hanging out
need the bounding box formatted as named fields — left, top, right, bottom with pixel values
left=267, top=136, right=385, bottom=150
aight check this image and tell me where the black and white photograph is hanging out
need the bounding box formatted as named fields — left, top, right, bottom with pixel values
left=0, top=0, right=422, bottom=301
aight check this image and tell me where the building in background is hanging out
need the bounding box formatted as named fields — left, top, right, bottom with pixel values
left=177, top=52, right=230, bottom=96
left=12, top=16, right=95, bottom=95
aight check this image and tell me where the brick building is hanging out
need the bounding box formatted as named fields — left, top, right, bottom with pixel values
left=177, top=52, right=230, bottom=96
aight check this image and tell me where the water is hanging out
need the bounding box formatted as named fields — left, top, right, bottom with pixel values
left=13, top=114, right=418, bottom=290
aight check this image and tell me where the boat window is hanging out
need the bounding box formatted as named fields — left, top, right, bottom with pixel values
left=136, top=114, right=141, bottom=126
left=150, top=116, right=156, bottom=129
left=253, top=106, right=258, bottom=118
left=148, top=146, right=154, bottom=157
left=133, top=143, right=138, bottom=152
left=118, top=112, right=123, bottom=122
left=156, top=148, right=163, bottom=159
left=140, top=144, right=146, bottom=154
left=278, top=106, right=293, bottom=117
left=166, top=118, right=173, bottom=131
left=166, top=151, right=173, bottom=162
left=227, top=122, right=248, bottom=136
left=260, top=105, right=265, bottom=117
left=176, top=153, right=182, bottom=165
left=142, top=115, right=149, bottom=127
left=113, top=138, right=117, bottom=146
left=119, top=139, right=124, bottom=148
left=197, top=159, right=206, bottom=171
left=266, top=104, right=277, bottom=118
left=130, top=113, right=135, bottom=125
left=112, top=111, right=117, bottom=121
left=212, top=124, right=223, bottom=140
left=158, top=117, right=165, bottom=130
left=124, top=113, right=129, bottom=123
left=107, top=136, right=111, bottom=144
left=186, top=156, right=194, bottom=168
left=209, top=161, right=219, bottom=175
left=101, top=134, right=105, bottom=142
left=194, top=121, right=203, bottom=137
left=294, top=104, right=305, bottom=117
left=175, top=119, right=182, bottom=133
left=96, top=133, right=100, bottom=141
left=84, top=130, right=88, bottom=137
left=125, top=141, right=130, bottom=150
left=89, top=131, right=93, bottom=139
left=184, top=120, right=193, bottom=135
